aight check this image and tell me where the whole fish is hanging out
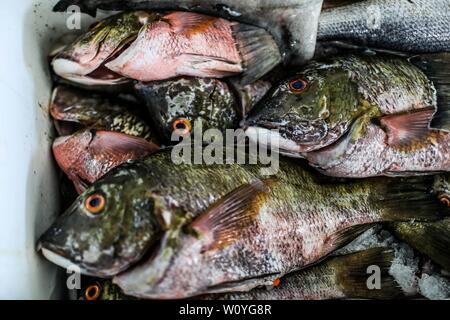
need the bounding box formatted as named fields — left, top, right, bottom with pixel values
left=52, top=0, right=324, bottom=66
left=53, top=129, right=159, bottom=194
left=52, top=10, right=282, bottom=86
left=206, top=248, right=401, bottom=300
left=134, top=78, right=271, bottom=142
left=77, top=248, right=401, bottom=300
left=318, top=0, right=450, bottom=53
left=50, top=86, right=155, bottom=140
left=38, top=149, right=446, bottom=296
left=246, top=54, right=450, bottom=178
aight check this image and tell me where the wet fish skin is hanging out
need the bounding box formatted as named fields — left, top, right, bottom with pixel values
left=206, top=248, right=400, bottom=300
left=53, top=130, right=159, bottom=194
left=52, top=0, right=324, bottom=66
left=246, top=54, right=450, bottom=178
left=134, top=78, right=240, bottom=142
left=134, top=78, right=271, bottom=143
left=318, top=0, right=450, bottom=53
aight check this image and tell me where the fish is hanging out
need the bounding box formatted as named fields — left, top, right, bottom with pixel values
left=245, top=53, right=450, bottom=178
left=134, top=78, right=271, bottom=142
left=78, top=248, right=402, bottom=300
left=52, top=0, right=324, bottom=66
left=205, top=248, right=402, bottom=300
left=318, top=0, right=450, bottom=53
left=53, top=130, right=159, bottom=194
left=38, top=148, right=447, bottom=296
left=50, top=85, right=155, bottom=140
left=52, top=10, right=282, bottom=86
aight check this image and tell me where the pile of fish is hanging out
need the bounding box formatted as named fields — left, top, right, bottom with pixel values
left=38, top=0, right=450, bottom=300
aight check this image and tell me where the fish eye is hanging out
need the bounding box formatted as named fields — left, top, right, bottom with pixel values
left=172, top=118, right=192, bottom=136
left=273, top=278, right=281, bottom=287
left=439, top=195, right=450, bottom=207
left=288, top=78, right=308, bottom=94
left=84, top=283, right=101, bottom=300
left=85, top=193, right=106, bottom=215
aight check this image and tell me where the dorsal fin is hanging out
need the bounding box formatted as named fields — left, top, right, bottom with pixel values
left=163, top=12, right=216, bottom=34
left=190, top=179, right=275, bottom=252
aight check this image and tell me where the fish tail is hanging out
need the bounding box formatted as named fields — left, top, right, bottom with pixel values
left=409, top=53, right=450, bottom=132
left=232, top=24, right=282, bottom=85
left=389, top=219, right=450, bottom=272
left=374, top=176, right=448, bottom=222
left=331, top=247, right=403, bottom=300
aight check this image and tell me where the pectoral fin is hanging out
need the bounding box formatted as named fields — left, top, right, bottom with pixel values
left=380, top=107, right=435, bottom=146
left=190, top=179, right=275, bottom=252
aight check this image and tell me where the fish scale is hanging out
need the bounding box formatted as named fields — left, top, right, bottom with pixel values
left=318, top=0, right=450, bottom=53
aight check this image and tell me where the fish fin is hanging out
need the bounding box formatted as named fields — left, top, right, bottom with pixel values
left=409, top=53, right=450, bottom=132
left=380, top=107, right=435, bottom=146
left=177, top=53, right=242, bottom=78
left=89, top=130, right=159, bottom=160
left=389, top=220, right=450, bottom=271
left=331, top=248, right=403, bottom=299
left=163, top=12, right=216, bottom=34
left=190, top=179, right=275, bottom=252
left=327, top=224, right=376, bottom=251
left=71, top=175, right=89, bottom=195
left=374, top=176, right=447, bottom=222
left=232, top=24, right=282, bottom=85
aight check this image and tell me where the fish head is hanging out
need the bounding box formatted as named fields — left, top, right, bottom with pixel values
left=50, top=86, right=119, bottom=126
left=135, top=78, right=239, bottom=142
left=245, top=62, right=360, bottom=155
left=38, top=162, right=161, bottom=277
left=52, top=11, right=155, bottom=86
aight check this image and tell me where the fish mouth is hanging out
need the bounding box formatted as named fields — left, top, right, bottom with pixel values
left=245, top=126, right=305, bottom=158
left=38, top=241, right=94, bottom=276
left=53, top=58, right=130, bottom=86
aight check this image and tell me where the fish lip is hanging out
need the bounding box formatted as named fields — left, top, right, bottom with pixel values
left=38, top=240, right=125, bottom=278
left=52, top=58, right=131, bottom=86
left=245, top=126, right=313, bottom=156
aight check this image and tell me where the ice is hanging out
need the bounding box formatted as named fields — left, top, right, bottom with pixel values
left=337, top=226, right=450, bottom=299
left=418, top=274, right=450, bottom=300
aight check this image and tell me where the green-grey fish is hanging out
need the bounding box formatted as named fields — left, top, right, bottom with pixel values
left=77, top=248, right=402, bottom=300
left=246, top=53, right=450, bottom=178
left=50, top=85, right=155, bottom=140
left=134, top=78, right=271, bottom=142
left=206, top=248, right=402, bottom=300
left=318, top=0, right=450, bottom=53
left=38, top=148, right=446, bottom=297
